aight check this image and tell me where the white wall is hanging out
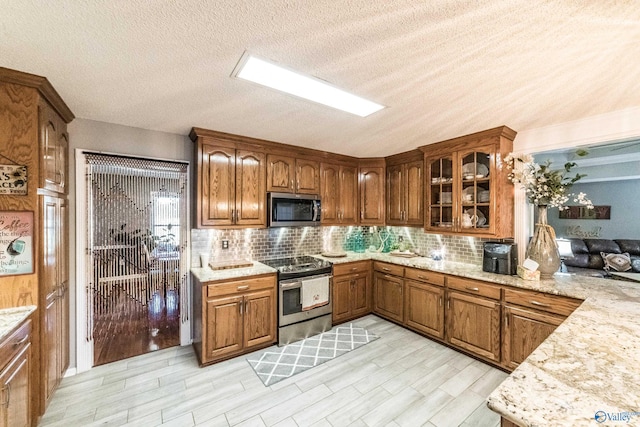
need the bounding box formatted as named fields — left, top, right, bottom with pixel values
left=67, top=118, right=192, bottom=371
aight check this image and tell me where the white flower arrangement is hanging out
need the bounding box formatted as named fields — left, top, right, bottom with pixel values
left=505, top=153, right=593, bottom=210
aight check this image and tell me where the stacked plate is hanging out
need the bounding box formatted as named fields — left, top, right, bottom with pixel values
left=478, top=190, right=490, bottom=202
left=462, top=162, right=489, bottom=178
left=440, top=192, right=452, bottom=204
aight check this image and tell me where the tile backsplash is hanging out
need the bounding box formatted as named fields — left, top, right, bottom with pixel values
left=191, top=226, right=490, bottom=267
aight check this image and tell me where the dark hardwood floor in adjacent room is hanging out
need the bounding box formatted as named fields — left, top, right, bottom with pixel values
left=93, top=286, right=180, bottom=366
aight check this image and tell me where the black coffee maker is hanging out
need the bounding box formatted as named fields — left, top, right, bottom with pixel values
left=482, top=242, right=518, bottom=275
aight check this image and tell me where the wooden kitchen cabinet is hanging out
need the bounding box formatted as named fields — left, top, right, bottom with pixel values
left=39, top=100, right=69, bottom=194
left=502, top=288, right=580, bottom=370
left=422, top=126, right=516, bottom=238
left=266, top=154, right=320, bottom=195
left=373, top=262, right=404, bottom=323
left=40, top=195, right=69, bottom=409
left=194, top=137, right=266, bottom=228
left=0, top=319, right=31, bottom=427
left=386, top=151, right=423, bottom=226
left=320, top=162, right=358, bottom=225
left=446, top=277, right=502, bottom=363
left=332, top=261, right=371, bottom=324
left=193, top=274, right=277, bottom=366
left=358, top=161, right=385, bottom=225
left=0, top=68, right=74, bottom=421
left=404, top=269, right=445, bottom=339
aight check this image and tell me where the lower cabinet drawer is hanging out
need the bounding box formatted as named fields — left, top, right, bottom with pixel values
left=373, top=261, right=404, bottom=277
left=333, top=261, right=370, bottom=276
left=504, top=288, right=581, bottom=317
left=446, top=276, right=501, bottom=300
left=0, top=319, right=31, bottom=368
left=207, top=274, right=276, bottom=297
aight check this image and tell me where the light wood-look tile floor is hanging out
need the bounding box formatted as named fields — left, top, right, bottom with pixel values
left=40, top=316, right=508, bottom=427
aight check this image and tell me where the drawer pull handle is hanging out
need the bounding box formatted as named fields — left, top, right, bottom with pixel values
left=13, top=335, right=28, bottom=347
left=237, top=285, right=249, bottom=291
left=530, top=300, right=550, bottom=307
left=465, top=287, right=480, bottom=292
left=350, top=267, right=358, bottom=271
left=382, top=267, right=391, bottom=272
left=417, top=275, right=427, bottom=280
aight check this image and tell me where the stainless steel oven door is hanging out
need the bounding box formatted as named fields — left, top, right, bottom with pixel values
left=278, top=274, right=332, bottom=327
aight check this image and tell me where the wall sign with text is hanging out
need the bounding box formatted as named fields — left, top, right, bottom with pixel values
left=0, top=211, right=34, bottom=276
left=559, top=205, right=611, bottom=220
left=0, top=165, right=28, bottom=195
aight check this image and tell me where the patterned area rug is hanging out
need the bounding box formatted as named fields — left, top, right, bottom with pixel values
left=247, top=324, right=379, bottom=386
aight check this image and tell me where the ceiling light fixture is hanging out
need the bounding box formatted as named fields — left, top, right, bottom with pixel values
left=232, top=52, right=385, bottom=117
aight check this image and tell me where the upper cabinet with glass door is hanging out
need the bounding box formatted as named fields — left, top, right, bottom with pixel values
left=420, top=126, right=516, bottom=238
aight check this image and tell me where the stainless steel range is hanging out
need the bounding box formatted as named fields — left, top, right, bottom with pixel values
left=261, top=256, right=333, bottom=346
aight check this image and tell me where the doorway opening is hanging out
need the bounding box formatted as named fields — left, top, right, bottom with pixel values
left=84, top=154, right=189, bottom=366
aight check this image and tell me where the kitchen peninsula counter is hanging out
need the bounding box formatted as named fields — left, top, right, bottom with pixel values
left=315, top=251, right=640, bottom=426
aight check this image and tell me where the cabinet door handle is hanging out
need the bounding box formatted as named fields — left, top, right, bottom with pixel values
left=447, top=298, right=450, bottom=310
left=245, top=300, right=249, bottom=313
left=465, top=287, right=480, bottom=292
left=505, top=313, right=509, bottom=327
left=439, top=296, right=442, bottom=307
left=239, top=302, right=243, bottom=315
left=297, top=180, right=300, bottom=191
left=13, top=335, right=28, bottom=348
left=2, top=384, right=10, bottom=408
left=530, top=300, right=550, bottom=308
left=237, top=285, right=249, bottom=291
left=291, top=179, right=294, bottom=190
left=361, top=210, right=364, bottom=220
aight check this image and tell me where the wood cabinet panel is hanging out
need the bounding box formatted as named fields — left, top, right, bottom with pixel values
left=200, top=143, right=235, bottom=226
left=333, top=261, right=370, bottom=276
left=373, top=262, right=404, bottom=277
left=321, top=163, right=358, bottom=225
left=446, top=290, right=501, bottom=362
left=332, top=261, right=372, bottom=324
left=39, top=100, right=68, bottom=194
left=373, top=272, right=404, bottom=323
left=320, top=163, right=339, bottom=223
left=267, top=154, right=295, bottom=193
left=359, top=165, right=385, bottom=225
left=205, top=295, right=244, bottom=359
left=296, top=159, right=320, bottom=194
left=502, top=305, right=564, bottom=370
left=405, top=280, right=445, bottom=339
left=422, top=126, right=516, bottom=238
left=196, top=274, right=277, bottom=366
left=235, top=150, right=266, bottom=226
left=386, top=158, right=423, bottom=226
left=504, top=289, right=581, bottom=317
left=244, top=289, right=276, bottom=349
left=0, top=343, right=31, bottom=427
left=447, top=276, right=501, bottom=300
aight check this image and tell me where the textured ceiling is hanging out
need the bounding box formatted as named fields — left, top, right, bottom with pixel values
left=2, top=1, right=640, bottom=156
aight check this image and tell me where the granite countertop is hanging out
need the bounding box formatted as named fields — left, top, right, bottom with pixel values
left=317, top=251, right=640, bottom=426
left=0, top=305, right=36, bottom=341
left=191, top=261, right=276, bottom=283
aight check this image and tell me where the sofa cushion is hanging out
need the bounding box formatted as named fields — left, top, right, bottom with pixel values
left=615, top=240, right=640, bottom=256
left=601, top=252, right=633, bottom=272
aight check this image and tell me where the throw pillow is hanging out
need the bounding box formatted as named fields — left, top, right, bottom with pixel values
left=601, top=252, right=632, bottom=272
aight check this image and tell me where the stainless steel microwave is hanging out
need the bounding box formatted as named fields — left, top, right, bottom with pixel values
left=268, top=193, right=321, bottom=227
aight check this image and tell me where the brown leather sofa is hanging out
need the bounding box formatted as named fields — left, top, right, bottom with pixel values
left=563, top=239, right=640, bottom=277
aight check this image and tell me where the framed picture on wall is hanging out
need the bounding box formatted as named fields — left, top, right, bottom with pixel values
left=0, top=211, right=34, bottom=276
left=559, top=205, right=611, bottom=220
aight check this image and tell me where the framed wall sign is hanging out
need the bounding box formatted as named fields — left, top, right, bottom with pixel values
left=559, top=205, right=611, bottom=220
left=0, top=211, right=34, bottom=276
left=0, top=164, right=28, bottom=195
